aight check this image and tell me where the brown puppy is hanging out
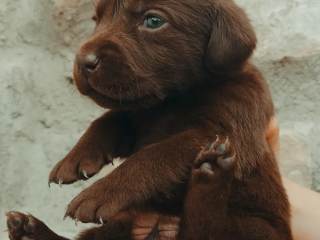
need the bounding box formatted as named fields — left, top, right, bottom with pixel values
left=6, top=0, right=293, bottom=239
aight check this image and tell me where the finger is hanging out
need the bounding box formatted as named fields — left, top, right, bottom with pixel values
left=133, top=212, right=161, bottom=229
left=132, top=228, right=154, bottom=236
left=159, top=230, right=178, bottom=239
left=22, top=237, right=34, bottom=240
left=133, top=233, right=151, bottom=240
left=158, top=222, right=180, bottom=232
left=265, top=116, right=280, bottom=163
left=132, top=229, right=178, bottom=240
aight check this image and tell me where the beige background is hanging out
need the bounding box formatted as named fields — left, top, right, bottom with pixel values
left=0, top=0, right=319, bottom=238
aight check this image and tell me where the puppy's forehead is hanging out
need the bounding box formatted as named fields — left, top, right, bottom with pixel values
left=95, top=0, right=120, bottom=19
left=95, top=0, right=188, bottom=17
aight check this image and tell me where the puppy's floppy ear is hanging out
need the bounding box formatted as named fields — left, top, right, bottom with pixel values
left=205, top=1, right=257, bottom=75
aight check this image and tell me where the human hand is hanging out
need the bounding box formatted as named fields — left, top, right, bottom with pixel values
left=132, top=212, right=179, bottom=239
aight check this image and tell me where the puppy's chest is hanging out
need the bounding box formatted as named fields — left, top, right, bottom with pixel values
left=135, top=117, right=182, bottom=149
left=132, top=108, right=193, bottom=149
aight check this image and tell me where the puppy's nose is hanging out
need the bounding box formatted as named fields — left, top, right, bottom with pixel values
left=77, top=54, right=100, bottom=76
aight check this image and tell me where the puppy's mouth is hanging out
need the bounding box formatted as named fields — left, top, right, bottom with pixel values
left=85, top=86, right=159, bottom=109
left=88, top=77, right=139, bottom=101
left=73, top=65, right=163, bottom=110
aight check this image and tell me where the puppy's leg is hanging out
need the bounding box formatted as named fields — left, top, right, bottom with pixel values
left=49, top=111, right=135, bottom=186
left=177, top=136, right=237, bottom=239
left=63, top=129, right=212, bottom=223
left=178, top=137, right=293, bottom=240
left=5, top=211, right=134, bottom=240
left=6, top=212, right=69, bottom=240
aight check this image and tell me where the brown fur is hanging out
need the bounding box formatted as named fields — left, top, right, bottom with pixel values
left=7, top=0, right=293, bottom=239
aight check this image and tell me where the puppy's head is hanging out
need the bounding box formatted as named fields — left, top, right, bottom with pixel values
left=73, top=0, right=256, bottom=110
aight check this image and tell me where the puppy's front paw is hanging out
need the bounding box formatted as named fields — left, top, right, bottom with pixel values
left=6, top=212, right=56, bottom=240
left=48, top=142, right=110, bottom=186
left=64, top=178, right=125, bottom=224
left=194, top=136, right=237, bottom=182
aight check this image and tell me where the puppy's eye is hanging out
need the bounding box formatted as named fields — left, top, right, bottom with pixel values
left=144, top=15, right=165, bottom=29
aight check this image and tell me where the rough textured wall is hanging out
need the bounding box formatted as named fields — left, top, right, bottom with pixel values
left=0, top=0, right=319, bottom=238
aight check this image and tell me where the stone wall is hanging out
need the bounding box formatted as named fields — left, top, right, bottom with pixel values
left=0, top=0, right=319, bottom=238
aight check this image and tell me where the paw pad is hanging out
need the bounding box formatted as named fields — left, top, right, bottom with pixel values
left=195, top=136, right=237, bottom=175
left=6, top=212, right=36, bottom=240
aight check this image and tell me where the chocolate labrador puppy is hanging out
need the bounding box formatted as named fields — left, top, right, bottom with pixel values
left=7, top=0, right=293, bottom=239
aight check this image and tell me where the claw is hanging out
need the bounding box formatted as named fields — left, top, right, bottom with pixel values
left=111, top=160, right=114, bottom=166
left=63, top=214, right=68, bottom=221
left=82, top=171, right=89, bottom=179
left=48, top=180, right=51, bottom=188
left=99, top=216, right=104, bottom=225
left=215, top=135, right=220, bottom=142
left=59, top=179, right=63, bottom=188
left=225, top=136, right=229, bottom=144
left=75, top=218, right=78, bottom=226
